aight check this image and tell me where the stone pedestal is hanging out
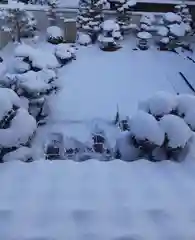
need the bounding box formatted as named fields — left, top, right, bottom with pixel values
left=63, top=19, right=77, bottom=43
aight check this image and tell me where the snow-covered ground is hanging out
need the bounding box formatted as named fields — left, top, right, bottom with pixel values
left=1, top=37, right=195, bottom=238
left=17, top=38, right=193, bottom=155
left=1, top=159, right=195, bottom=239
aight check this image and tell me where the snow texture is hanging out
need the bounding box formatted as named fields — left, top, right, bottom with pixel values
left=177, top=94, right=195, bottom=116
left=46, top=26, right=63, bottom=38
left=15, top=44, right=59, bottom=69
left=169, top=23, right=186, bottom=37
left=130, top=111, right=165, bottom=146
left=77, top=32, right=91, bottom=45
left=16, top=69, right=56, bottom=94
left=141, top=92, right=178, bottom=117
left=0, top=62, right=6, bottom=78
left=0, top=108, right=36, bottom=148
left=160, top=114, right=192, bottom=148
left=14, top=59, right=30, bottom=73
left=160, top=37, right=170, bottom=44
left=137, top=31, right=152, bottom=39
left=115, top=131, right=139, bottom=161
left=157, top=26, right=169, bottom=37
left=3, top=146, right=33, bottom=162
left=184, top=110, right=195, bottom=130
left=101, top=20, right=120, bottom=32
left=55, top=44, right=75, bottom=60
left=164, top=12, right=182, bottom=23
left=0, top=88, right=21, bottom=120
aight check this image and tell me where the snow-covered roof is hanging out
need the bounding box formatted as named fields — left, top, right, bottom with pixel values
left=130, top=111, right=165, bottom=146
left=164, top=12, right=182, bottom=23
left=160, top=114, right=192, bottom=148
left=137, top=31, right=152, bottom=39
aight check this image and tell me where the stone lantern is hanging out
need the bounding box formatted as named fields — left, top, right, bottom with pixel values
left=137, top=31, right=152, bottom=50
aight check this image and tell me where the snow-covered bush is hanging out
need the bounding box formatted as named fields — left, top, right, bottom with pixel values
left=98, top=20, right=121, bottom=51
left=156, top=10, right=191, bottom=50
left=55, top=44, right=76, bottom=65
left=139, top=14, right=156, bottom=33
left=130, top=111, right=165, bottom=159
left=77, top=0, right=107, bottom=43
left=0, top=3, right=37, bottom=42
left=135, top=92, right=195, bottom=161
left=139, top=91, right=177, bottom=119
left=46, top=26, right=64, bottom=44
left=159, top=114, right=192, bottom=159
left=3, top=146, right=33, bottom=162
left=176, top=94, right=195, bottom=117
left=116, top=0, right=137, bottom=35
left=115, top=131, right=140, bottom=161
left=77, top=32, right=91, bottom=46
left=0, top=88, right=36, bottom=161
left=15, top=44, right=60, bottom=71
left=15, top=69, right=57, bottom=98
left=14, top=58, right=31, bottom=74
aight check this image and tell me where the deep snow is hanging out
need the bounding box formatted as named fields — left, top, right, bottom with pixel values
left=1, top=159, right=195, bottom=239
left=1, top=34, right=195, bottom=239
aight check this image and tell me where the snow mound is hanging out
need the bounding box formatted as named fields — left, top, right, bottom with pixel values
left=14, top=44, right=35, bottom=59
left=47, top=26, right=64, bottom=38
left=140, top=14, right=155, bottom=25
left=17, top=70, right=55, bottom=94
left=55, top=44, right=75, bottom=60
left=31, top=51, right=59, bottom=70
left=101, top=20, right=120, bottom=32
left=160, top=114, right=192, bottom=148
left=169, top=23, right=185, bottom=37
left=160, top=37, right=170, bottom=44
left=3, top=146, right=33, bottom=162
left=0, top=88, right=21, bottom=120
left=164, top=12, right=182, bottom=23
left=147, top=92, right=177, bottom=117
left=157, top=26, right=169, bottom=37
left=0, top=108, right=36, bottom=148
left=14, top=59, right=30, bottom=73
left=177, top=94, right=195, bottom=116
left=184, top=110, right=195, bottom=131
left=137, top=31, right=152, bottom=39
left=130, top=111, right=165, bottom=146
left=0, top=62, right=6, bottom=77
left=15, top=44, right=59, bottom=70
left=77, top=33, right=91, bottom=45
left=115, top=131, right=139, bottom=161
